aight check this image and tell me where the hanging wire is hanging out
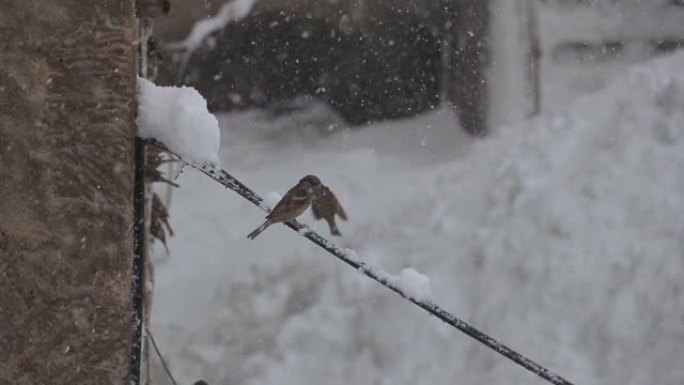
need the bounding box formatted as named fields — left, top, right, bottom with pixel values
left=142, top=139, right=576, bottom=385
left=145, top=328, right=180, bottom=385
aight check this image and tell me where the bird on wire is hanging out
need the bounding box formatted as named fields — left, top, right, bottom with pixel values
left=247, top=175, right=323, bottom=240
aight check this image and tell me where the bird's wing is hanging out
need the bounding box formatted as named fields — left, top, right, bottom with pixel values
left=328, top=190, right=347, bottom=220
left=266, top=187, right=311, bottom=221
left=336, top=200, right=348, bottom=220
left=311, top=201, right=324, bottom=220
left=266, top=192, right=292, bottom=219
left=289, top=195, right=309, bottom=201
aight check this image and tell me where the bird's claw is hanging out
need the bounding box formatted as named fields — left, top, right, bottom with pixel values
left=290, top=219, right=304, bottom=229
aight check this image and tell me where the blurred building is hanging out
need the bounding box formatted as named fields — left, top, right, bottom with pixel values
left=538, top=0, right=684, bottom=110
left=156, top=0, right=445, bottom=125
left=152, top=0, right=684, bottom=131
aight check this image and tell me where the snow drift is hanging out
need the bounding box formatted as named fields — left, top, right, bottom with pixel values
left=152, top=52, right=684, bottom=385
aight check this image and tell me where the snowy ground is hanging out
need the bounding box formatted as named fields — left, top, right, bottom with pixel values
left=151, top=52, right=684, bottom=385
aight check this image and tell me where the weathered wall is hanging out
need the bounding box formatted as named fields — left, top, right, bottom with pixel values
left=0, top=1, right=137, bottom=384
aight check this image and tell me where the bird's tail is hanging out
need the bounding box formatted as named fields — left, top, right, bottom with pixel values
left=247, top=221, right=270, bottom=240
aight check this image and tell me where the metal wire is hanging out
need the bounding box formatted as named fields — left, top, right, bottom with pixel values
left=145, top=328, right=180, bottom=385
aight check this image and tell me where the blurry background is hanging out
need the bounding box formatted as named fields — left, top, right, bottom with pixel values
left=146, top=1, right=684, bottom=385
left=151, top=0, right=684, bottom=133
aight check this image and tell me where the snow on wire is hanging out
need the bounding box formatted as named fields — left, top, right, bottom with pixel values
left=142, top=139, right=575, bottom=385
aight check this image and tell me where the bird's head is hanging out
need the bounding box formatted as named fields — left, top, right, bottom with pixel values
left=300, top=175, right=323, bottom=194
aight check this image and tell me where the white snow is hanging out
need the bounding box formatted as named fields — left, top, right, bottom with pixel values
left=343, top=248, right=360, bottom=262
left=537, top=2, right=684, bottom=111
left=262, top=192, right=282, bottom=211
left=390, top=268, right=433, bottom=302
left=151, top=52, right=684, bottom=385
left=137, top=77, right=220, bottom=167
left=170, top=0, right=257, bottom=53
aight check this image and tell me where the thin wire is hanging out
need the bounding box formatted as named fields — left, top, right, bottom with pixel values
left=143, top=139, right=576, bottom=385
left=145, top=327, right=180, bottom=385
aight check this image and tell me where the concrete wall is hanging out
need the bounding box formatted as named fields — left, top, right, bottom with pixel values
left=0, top=1, right=137, bottom=384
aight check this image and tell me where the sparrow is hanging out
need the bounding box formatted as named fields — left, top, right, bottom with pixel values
left=247, top=175, right=323, bottom=240
left=312, top=185, right=347, bottom=236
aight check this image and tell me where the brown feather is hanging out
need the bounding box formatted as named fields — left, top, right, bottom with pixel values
left=248, top=175, right=322, bottom=240
left=312, top=185, right=347, bottom=236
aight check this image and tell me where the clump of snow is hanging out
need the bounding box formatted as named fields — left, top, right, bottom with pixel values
left=170, top=0, right=257, bottom=54
left=261, top=192, right=282, bottom=211
left=389, top=268, right=433, bottom=302
left=343, top=248, right=360, bottom=262
left=137, top=77, right=220, bottom=167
